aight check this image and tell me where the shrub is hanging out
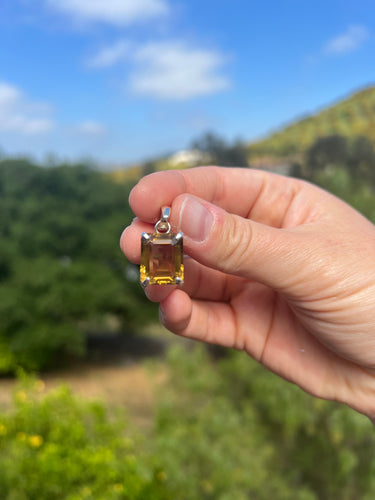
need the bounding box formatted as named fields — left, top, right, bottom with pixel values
left=0, top=379, right=171, bottom=500
left=153, top=346, right=375, bottom=500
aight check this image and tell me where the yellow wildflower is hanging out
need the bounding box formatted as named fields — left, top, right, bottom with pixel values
left=16, top=390, right=27, bottom=403
left=28, top=435, right=43, bottom=448
left=34, top=380, right=46, bottom=392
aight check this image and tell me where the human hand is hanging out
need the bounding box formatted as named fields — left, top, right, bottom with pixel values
left=121, top=166, right=375, bottom=418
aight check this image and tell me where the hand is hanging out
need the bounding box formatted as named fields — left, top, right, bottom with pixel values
left=121, top=166, right=375, bottom=418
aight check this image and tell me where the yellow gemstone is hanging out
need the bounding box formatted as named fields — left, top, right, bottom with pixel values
left=140, top=232, right=184, bottom=286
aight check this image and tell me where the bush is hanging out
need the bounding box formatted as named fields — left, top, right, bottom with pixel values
left=153, top=346, right=375, bottom=500
left=2, top=350, right=375, bottom=499
left=0, top=379, right=171, bottom=500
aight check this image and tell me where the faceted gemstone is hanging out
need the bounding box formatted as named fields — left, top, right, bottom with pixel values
left=140, top=232, right=184, bottom=286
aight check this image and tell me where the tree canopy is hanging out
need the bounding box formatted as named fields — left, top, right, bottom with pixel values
left=0, top=158, right=155, bottom=372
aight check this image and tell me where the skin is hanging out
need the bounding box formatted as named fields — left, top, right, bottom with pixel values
left=120, top=166, right=375, bottom=419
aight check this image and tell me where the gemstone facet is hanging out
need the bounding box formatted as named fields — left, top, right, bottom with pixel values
left=140, top=231, right=184, bottom=286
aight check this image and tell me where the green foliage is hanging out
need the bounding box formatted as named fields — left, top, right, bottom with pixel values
left=0, top=158, right=156, bottom=372
left=306, top=134, right=350, bottom=171
left=191, top=131, right=249, bottom=167
left=218, top=351, right=375, bottom=500
left=304, top=134, right=375, bottom=184
left=153, top=346, right=375, bottom=500
left=290, top=132, right=375, bottom=223
left=250, top=85, right=375, bottom=159
left=0, top=379, right=171, bottom=500
left=137, top=132, right=251, bottom=173
left=311, top=167, right=375, bottom=223
left=1, top=349, right=374, bottom=500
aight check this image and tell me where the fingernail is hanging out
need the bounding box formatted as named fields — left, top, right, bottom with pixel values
left=180, top=196, right=213, bottom=242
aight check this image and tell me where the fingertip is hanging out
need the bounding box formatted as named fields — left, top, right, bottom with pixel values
left=119, top=225, right=131, bottom=255
left=129, top=170, right=187, bottom=222
left=159, top=289, right=192, bottom=334
left=120, top=219, right=154, bottom=263
left=145, top=285, right=176, bottom=303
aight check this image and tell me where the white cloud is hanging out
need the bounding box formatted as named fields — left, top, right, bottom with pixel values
left=86, top=40, right=131, bottom=68
left=46, top=0, right=169, bottom=26
left=0, top=83, right=20, bottom=109
left=129, top=41, right=231, bottom=100
left=324, top=25, right=370, bottom=55
left=0, top=81, right=54, bottom=135
left=75, top=121, right=107, bottom=136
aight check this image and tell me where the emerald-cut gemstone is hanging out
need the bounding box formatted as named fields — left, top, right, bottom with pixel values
left=140, top=232, right=184, bottom=286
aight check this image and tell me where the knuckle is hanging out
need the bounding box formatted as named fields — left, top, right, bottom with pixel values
left=219, top=215, right=254, bottom=273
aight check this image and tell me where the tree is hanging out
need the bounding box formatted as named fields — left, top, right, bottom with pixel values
left=0, top=159, right=157, bottom=372
left=347, top=135, right=375, bottom=183
left=303, top=134, right=375, bottom=189
left=306, top=135, right=349, bottom=174
left=191, top=131, right=249, bottom=167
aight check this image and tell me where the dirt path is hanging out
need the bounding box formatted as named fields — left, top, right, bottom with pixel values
left=0, top=324, right=190, bottom=430
left=49, top=362, right=167, bottom=430
left=0, top=362, right=166, bottom=430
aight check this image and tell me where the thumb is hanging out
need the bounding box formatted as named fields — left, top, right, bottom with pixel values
left=172, top=194, right=310, bottom=293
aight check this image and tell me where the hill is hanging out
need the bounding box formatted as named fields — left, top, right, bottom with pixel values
left=110, top=84, right=375, bottom=177
left=249, top=85, right=375, bottom=159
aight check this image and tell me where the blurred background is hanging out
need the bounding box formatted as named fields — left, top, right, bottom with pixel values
left=0, top=1, right=375, bottom=498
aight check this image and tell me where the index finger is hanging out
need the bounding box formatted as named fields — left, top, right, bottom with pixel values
left=129, top=166, right=310, bottom=228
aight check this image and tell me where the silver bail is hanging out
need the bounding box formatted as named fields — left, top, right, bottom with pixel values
left=154, top=206, right=171, bottom=234
left=161, top=206, right=170, bottom=221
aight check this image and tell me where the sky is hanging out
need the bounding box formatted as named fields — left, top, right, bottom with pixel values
left=0, top=0, right=374, bottom=167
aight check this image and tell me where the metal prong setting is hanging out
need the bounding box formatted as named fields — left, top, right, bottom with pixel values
left=141, top=232, right=151, bottom=242
left=141, top=277, right=150, bottom=288
left=175, top=277, right=184, bottom=286
left=172, top=232, right=183, bottom=245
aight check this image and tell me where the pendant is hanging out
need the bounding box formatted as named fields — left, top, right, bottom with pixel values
left=140, top=207, right=184, bottom=288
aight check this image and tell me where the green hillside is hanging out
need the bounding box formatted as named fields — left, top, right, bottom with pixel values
left=249, top=85, right=375, bottom=158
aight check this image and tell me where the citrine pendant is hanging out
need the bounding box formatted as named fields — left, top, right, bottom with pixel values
left=140, top=207, right=184, bottom=287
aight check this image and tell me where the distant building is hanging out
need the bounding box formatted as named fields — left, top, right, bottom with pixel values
left=168, top=149, right=211, bottom=167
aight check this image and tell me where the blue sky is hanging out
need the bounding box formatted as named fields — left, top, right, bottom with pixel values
left=0, top=0, right=374, bottom=167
